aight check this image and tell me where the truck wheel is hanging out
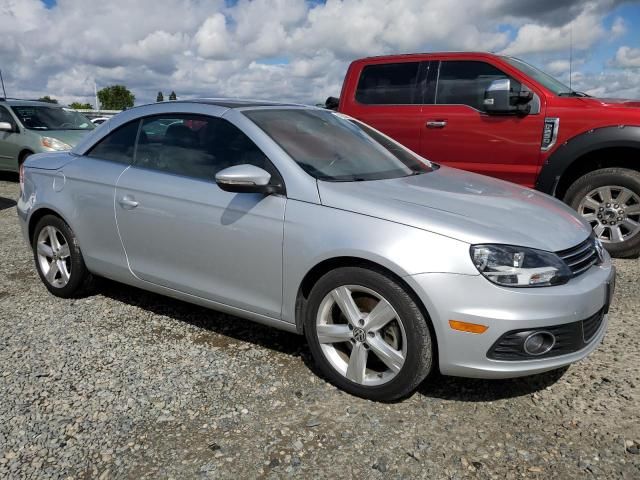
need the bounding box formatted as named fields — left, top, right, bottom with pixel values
left=564, top=168, right=640, bottom=258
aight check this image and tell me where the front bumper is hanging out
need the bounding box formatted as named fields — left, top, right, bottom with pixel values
left=405, top=261, right=614, bottom=379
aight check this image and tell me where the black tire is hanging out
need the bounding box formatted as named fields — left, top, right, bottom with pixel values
left=32, top=215, right=91, bottom=298
left=564, top=167, right=640, bottom=258
left=19, top=150, right=33, bottom=166
left=304, top=266, right=433, bottom=401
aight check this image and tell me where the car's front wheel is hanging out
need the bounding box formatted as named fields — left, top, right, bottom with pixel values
left=304, top=266, right=433, bottom=401
left=565, top=168, right=640, bottom=258
left=32, top=215, right=91, bottom=297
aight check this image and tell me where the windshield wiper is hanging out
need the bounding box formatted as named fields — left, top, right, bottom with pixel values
left=558, top=91, right=591, bottom=97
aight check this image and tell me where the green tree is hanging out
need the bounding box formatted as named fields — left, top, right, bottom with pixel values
left=97, top=85, right=135, bottom=110
left=69, top=102, right=93, bottom=109
left=169, top=91, right=177, bottom=101
left=156, top=91, right=164, bottom=102
left=38, top=96, right=58, bottom=104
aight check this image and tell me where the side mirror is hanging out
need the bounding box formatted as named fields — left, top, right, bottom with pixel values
left=0, top=121, right=13, bottom=132
left=325, top=96, right=339, bottom=110
left=483, top=79, right=532, bottom=116
left=215, top=164, right=282, bottom=195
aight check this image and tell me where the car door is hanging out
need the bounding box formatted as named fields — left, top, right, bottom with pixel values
left=0, top=106, right=21, bottom=170
left=420, top=60, right=545, bottom=187
left=342, top=60, right=427, bottom=154
left=114, top=113, right=286, bottom=318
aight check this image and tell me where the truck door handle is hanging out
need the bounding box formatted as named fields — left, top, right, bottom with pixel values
left=119, top=196, right=139, bottom=209
left=426, top=120, right=447, bottom=128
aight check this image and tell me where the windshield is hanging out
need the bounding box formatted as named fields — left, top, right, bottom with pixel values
left=502, top=56, right=574, bottom=96
left=11, top=106, right=95, bottom=131
left=244, top=109, right=434, bottom=181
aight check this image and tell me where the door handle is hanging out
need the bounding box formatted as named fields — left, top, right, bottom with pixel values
left=426, top=120, right=447, bottom=128
left=119, top=196, right=139, bottom=209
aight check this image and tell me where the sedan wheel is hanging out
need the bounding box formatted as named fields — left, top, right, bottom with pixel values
left=36, top=226, right=72, bottom=288
left=316, top=285, right=407, bottom=386
left=305, top=267, right=433, bottom=401
left=32, top=215, right=91, bottom=297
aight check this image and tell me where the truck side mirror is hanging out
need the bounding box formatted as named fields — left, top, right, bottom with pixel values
left=484, top=79, right=532, bottom=116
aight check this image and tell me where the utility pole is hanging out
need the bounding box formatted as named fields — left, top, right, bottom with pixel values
left=94, top=81, right=99, bottom=110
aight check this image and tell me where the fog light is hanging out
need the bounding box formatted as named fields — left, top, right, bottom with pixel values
left=523, top=331, right=555, bottom=356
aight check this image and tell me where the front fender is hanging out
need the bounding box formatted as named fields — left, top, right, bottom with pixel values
left=281, top=199, right=477, bottom=326
left=536, top=125, right=640, bottom=195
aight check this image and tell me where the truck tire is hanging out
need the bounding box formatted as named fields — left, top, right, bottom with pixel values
left=564, top=168, right=640, bottom=258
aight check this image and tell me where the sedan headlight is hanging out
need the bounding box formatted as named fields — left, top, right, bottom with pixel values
left=41, top=137, right=72, bottom=151
left=470, top=244, right=571, bottom=287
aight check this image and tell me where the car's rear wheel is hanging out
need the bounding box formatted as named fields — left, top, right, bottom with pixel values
left=564, top=168, right=640, bottom=258
left=304, top=266, right=433, bottom=401
left=32, top=215, right=91, bottom=297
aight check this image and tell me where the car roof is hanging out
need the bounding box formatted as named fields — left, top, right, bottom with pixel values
left=0, top=99, right=67, bottom=108
left=351, top=51, right=504, bottom=64
left=121, top=98, right=310, bottom=112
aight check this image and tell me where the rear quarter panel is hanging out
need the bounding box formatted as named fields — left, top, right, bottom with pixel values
left=20, top=154, right=131, bottom=279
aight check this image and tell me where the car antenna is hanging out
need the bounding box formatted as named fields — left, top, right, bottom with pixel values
left=0, top=70, right=7, bottom=99
left=569, top=26, right=573, bottom=91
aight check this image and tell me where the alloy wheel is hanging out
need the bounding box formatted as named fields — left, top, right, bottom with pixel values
left=36, top=226, right=72, bottom=288
left=315, top=285, right=407, bottom=386
left=578, top=185, right=640, bottom=244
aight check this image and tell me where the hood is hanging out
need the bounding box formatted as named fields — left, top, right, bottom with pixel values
left=579, top=97, right=640, bottom=109
left=317, top=166, right=591, bottom=252
left=42, top=129, right=91, bottom=147
left=24, top=152, right=78, bottom=170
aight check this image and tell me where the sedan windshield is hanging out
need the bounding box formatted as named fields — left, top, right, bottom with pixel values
left=11, top=106, right=94, bottom=131
left=244, top=109, right=433, bottom=181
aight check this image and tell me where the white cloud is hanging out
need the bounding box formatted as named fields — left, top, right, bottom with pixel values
left=546, top=59, right=571, bottom=75
left=611, top=16, right=626, bottom=38
left=612, top=46, right=640, bottom=68
left=0, top=0, right=636, bottom=106
left=501, top=3, right=608, bottom=56
left=194, top=14, right=234, bottom=59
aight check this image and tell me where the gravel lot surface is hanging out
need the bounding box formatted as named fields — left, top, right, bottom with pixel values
left=0, top=175, right=639, bottom=479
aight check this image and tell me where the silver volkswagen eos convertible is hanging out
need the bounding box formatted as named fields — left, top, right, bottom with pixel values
left=17, top=100, right=615, bottom=401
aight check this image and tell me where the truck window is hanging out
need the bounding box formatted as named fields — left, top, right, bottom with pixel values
left=436, top=61, right=517, bottom=111
left=355, top=62, right=420, bottom=105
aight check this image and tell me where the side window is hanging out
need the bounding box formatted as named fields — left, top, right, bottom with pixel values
left=87, top=120, right=139, bottom=164
left=436, top=61, right=519, bottom=111
left=355, top=62, right=420, bottom=105
left=135, top=115, right=276, bottom=182
left=0, top=106, right=15, bottom=125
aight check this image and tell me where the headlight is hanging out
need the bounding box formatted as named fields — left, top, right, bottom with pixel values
left=41, top=137, right=72, bottom=151
left=470, top=244, right=571, bottom=287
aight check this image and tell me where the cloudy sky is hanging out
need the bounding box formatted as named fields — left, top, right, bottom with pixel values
left=0, top=0, right=639, bottom=106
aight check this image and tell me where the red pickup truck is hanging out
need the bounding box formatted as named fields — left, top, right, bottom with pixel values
left=331, top=52, right=640, bottom=258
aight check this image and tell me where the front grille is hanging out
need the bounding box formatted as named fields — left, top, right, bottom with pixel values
left=487, top=308, right=605, bottom=361
left=556, top=236, right=599, bottom=277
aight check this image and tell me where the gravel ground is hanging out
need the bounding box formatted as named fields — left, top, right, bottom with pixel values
left=0, top=175, right=639, bottom=479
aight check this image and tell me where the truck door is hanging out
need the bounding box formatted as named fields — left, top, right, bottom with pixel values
left=341, top=60, right=427, bottom=155
left=420, top=60, right=545, bottom=187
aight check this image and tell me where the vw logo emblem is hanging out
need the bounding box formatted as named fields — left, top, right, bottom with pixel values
left=353, top=327, right=367, bottom=343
